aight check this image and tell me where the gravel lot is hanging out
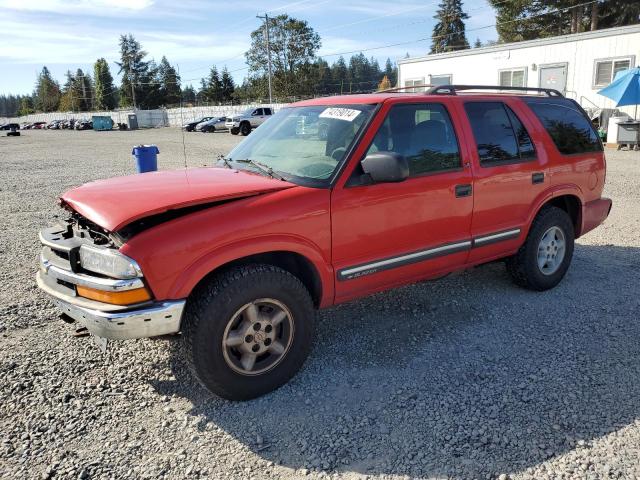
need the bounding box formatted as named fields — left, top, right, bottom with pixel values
left=1, top=128, right=639, bottom=480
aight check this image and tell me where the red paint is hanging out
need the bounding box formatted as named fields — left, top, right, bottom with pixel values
left=60, top=93, right=612, bottom=308
left=61, top=167, right=294, bottom=231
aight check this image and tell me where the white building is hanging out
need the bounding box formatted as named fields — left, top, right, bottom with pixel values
left=398, top=24, right=640, bottom=117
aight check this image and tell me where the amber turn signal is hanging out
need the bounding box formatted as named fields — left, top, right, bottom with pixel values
left=76, top=286, right=152, bottom=305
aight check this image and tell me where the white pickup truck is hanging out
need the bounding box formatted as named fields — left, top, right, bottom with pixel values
left=225, top=107, right=273, bottom=136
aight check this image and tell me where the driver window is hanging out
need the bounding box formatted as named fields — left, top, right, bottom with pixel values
left=366, top=103, right=461, bottom=176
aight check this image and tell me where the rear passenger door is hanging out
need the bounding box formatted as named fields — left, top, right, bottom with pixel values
left=460, top=99, right=548, bottom=263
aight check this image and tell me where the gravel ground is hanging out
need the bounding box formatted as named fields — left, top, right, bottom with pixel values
left=1, top=129, right=639, bottom=480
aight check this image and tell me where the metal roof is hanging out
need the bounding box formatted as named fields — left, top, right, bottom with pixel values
left=398, top=24, right=640, bottom=65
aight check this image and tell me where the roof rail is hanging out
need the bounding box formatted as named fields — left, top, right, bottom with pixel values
left=427, top=84, right=564, bottom=97
left=379, top=84, right=434, bottom=93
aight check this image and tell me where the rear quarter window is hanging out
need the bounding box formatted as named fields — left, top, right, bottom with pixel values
left=525, top=99, right=602, bottom=155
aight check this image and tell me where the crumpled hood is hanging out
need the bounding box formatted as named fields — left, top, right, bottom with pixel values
left=61, top=167, right=295, bottom=232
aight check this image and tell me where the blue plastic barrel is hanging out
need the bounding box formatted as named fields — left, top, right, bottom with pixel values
left=132, top=145, right=159, bottom=173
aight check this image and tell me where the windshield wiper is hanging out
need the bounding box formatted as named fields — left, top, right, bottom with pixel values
left=217, top=154, right=233, bottom=169
left=232, top=158, right=285, bottom=181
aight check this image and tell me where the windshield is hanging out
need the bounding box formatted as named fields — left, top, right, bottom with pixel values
left=226, top=104, right=376, bottom=185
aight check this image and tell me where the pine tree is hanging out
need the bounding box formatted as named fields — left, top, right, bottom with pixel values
left=332, top=57, right=348, bottom=94
left=116, top=34, right=149, bottom=108
left=220, top=67, right=235, bottom=102
left=200, top=66, right=222, bottom=103
left=94, top=58, right=117, bottom=110
left=34, top=66, right=61, bottom=112
left=157, top=56, right=181, bottom=106
left=430, top=0, right=470, bottom=54
left=181, top=85, right=196, bottom=104
left=474, top=38, right=482, bottom=48
left=384, top=58, right=397, bottom=87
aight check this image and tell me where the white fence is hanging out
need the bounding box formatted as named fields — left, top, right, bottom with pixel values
left=0, top=103, right=289, bottom=128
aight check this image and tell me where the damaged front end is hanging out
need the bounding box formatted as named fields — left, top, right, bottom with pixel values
left=36, top=210, right=185, bottom=340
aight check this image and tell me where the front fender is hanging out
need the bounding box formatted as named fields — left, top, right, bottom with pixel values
left=168, top=234, right=334, bottom=306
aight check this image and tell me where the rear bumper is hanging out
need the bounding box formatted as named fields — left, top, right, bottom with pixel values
left=56, top=298, right=185, bottom=340
left=581, top=197, right=612, bottom=236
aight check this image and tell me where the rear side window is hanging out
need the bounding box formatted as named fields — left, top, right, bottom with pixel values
left=264, top=108, right=272, bottom=115
left=464, top=102, right=536, bottom=165
left=525, top=100, right=602, bottom=154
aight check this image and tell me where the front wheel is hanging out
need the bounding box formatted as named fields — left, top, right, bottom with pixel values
left=506, top=206, right=575, bottom=291
left=240, top=122, right=251, bottom=136
left=230, top=127, right=239, bottom=135
left=181, top=264, right=315, bottom=400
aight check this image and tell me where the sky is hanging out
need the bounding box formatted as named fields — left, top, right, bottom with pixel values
left=0, top=0, right=498, bottom=95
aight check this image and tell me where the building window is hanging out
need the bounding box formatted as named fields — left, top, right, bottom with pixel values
left=404, top=78, right=425, bottom=92
left=430, top=74, right=452, bottom=86
left=593, top=58, right=633, bottom=87
left=499, top=68, right=526, bottom=87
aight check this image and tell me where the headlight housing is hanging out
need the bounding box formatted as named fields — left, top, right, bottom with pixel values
left=79, top=245, right=141, bottom=279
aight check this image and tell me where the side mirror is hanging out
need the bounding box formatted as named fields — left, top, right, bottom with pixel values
left=360, top=152, right=409, bottom=183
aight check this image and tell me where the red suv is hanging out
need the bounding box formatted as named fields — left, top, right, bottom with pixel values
left=37, top=86, right=612, bottom=400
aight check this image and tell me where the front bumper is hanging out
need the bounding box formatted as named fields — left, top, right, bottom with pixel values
left=36, top=225, right=185, bottom=339
left=56, top=297, right=184, bottom=340
left=225, top=121, right=240, bottom=129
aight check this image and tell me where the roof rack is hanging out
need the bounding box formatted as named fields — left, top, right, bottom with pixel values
left=380, top=84, right=563, bottom=97
left=428, top=84, right=564, bottom=97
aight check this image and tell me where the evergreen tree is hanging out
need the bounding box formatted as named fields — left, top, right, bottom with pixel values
left=19, top=96, right=35, bottom=116
left=157, top=56, right=181, bottom=106
left=181, top=85, right=196, bottom=104
left=331, top=57, right=349, bottom=94
left=430, top=0, right=470, bottom=54
left=220, top=67, right=235, bottom=102
left=384, top=58, right=397, bottom=87
left=94, top=58, right=117, bottom=110
left=474, top=38, right=482, bottom=48
left=200, top=66, right=222, bottom=103
left=116, top=34, right=149, bottom=108
left=34, top=66, right=61, bottom=112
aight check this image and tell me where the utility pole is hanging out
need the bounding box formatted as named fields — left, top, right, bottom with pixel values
left=256, top=13, right=273, bottom=105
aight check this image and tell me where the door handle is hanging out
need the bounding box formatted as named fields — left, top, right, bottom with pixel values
left=532, top=172, right=544, bottom=184
left=455, top=184, right=472, bottom=197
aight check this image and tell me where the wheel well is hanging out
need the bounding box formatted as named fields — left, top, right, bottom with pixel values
left=543, top=195, right=582, bottom=236
left=197, top=251, right=322, bottom=308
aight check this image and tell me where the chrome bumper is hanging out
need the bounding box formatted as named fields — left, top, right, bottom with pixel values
left=56, top=298, right=185, bottom=340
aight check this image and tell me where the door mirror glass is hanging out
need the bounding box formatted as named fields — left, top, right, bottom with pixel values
left=361, top=152, right=409, bottom=183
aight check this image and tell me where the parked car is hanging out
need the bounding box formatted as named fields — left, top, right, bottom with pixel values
left=0, top=122, right=20, bottom=130
left=196, top=116, right=227, bottom=132
left=32, top=121, right=47, bottom=129
left=182, top=117, right=214, bottom=132
left=75, top=119, right=93, bottom=130
left=47, top=120, right=63, bottom=129
left=225, top=107, right=272, bottom=135
left=21, top=122, right=33, bottom=129
left=36, top=86, right=612, bottom=401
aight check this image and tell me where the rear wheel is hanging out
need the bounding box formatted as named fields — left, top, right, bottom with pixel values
left=506, top=206, right=575, bottom=291
left=181, top=264, right=314, bottom=400
left=230, top=127, right=239, bottom=135
left=240, top=122, right=251, bottom=136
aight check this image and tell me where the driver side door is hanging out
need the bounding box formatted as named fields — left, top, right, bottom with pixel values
left=331, top=101, right=474, bottom=303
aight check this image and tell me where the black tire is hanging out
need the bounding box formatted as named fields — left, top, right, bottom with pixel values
left=230, top=127, right=239, bottom=135
left=506, top=206, right=575, bottom=291
left=240, top=122, right=251, bottom=136
left=181, top=264, right=315, bottom=400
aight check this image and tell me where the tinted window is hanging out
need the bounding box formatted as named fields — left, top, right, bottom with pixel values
left=264, top=108, right=272, bottom=115
left=367, top=103, right=460, bottom=176
left=465, top=102, right=535, bottom=165
left=254, top=108, right=263, bottom=115
left=526, top=100, right=602, bottom=154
